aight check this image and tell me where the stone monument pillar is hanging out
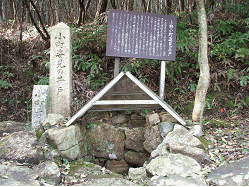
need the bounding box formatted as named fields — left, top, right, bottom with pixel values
left=32, top=85, right=51, bottom=129
left=50, top=22, right=72, bottom=117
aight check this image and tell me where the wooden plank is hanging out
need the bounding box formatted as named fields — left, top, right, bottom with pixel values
left=126, top=71, right=186, bottom=125
left=94, top=100, right=158, bottom=105
left=114, top=57, right=120, bottom=78
left=65, top=72, right=125, bottom=126
left=159, top=61, right=166, bottom=99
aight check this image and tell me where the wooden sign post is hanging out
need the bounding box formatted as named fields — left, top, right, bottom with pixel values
left=106, top=9, right=177, bottom=99
left=65, top=10, right=186, bottom=127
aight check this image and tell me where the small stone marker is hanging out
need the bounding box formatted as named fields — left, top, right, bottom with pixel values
left=50, top=22, right=72, bottom=117
left=32, top=85, right=51, bottom=129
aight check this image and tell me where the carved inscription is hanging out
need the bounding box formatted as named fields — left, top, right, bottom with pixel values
left=106, top=9, right=177, bottom=61
left=50, top=22, right=72, bottom=117
left=32, top=85, right=50, bottom=128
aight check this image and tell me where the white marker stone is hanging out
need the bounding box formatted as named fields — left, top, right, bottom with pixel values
left=32, top=85, right=51, bottom=129
left=50, top=22, right=72, bottom=117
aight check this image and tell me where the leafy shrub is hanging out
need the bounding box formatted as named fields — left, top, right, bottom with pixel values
left=74, top=54, right=106, bottom=89
left=211, top=31, right=249, bottom=62
left=176, top=22, right=198, bottom=53
left=0, top=79, right=12, bottom=89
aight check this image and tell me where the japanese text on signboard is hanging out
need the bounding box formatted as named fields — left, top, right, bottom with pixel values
left=106, top=9, right=177, bottom=61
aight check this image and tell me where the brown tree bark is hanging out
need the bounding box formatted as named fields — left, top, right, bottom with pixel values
left=95, top=0, right=108, bottom=19
left=124, top=0, right=134, bottom=11
left=167, top=0, right=172, bottom=14
left=192, top=0, right=210, bottom=131
left=22, top=0, right=50, bottom=42
left=78, top=0, right=85, bottom=26
left=110, top=0, right=117, bottom=9
left=180, top=0, right=184, bottom=12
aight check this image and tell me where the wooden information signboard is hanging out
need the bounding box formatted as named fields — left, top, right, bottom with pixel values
left=106, top=9, right=177, bottom=61
left=65, top=10, right=186, bottom=127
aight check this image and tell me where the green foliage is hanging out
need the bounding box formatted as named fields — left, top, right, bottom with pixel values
left=120, top=58, right=160, bottom=83
left=174, top=103, right=183, bottom=112
left=74, top=54, right=107, bottom=89
left=0, top=79, right=12, bottom=89
left=41, top=60, right=50, bottom=73
left=86, top=121, right=93, bottom=128
left=222, top=2, right=249, bottom=19
left=3, top=72, right=13, bottom=78
left=216, top=20, right=237, bottom=36
left=29, top=54, right=45, bottom=61
left=71, top=23, right=108, bottom=90
left=174, top=87, right=185, bottom=94
left=214, top=83, right=221, bottom=92
left=71, top=23, right=107, bottom=51
left=188, top=81, right=197, bottom=92
left=139, top=109, right=150, bottom=118
left=176, top=22, right=198, bottom=53
left=245, top=18, right=249, bottom=29
left=211, top=31, right=249, bottom=62
left=35, top=76, right=49, bottom=85
left=240, top=75, right=249, bottom=86
left=227, top=69, right=237, bottom=81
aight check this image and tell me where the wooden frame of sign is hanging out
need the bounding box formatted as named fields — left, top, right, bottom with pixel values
left=65, top=10, right=186, bottom=126
left=66, top=72, right=186, bottom=126
left=107, top=9, right=177, bottom=98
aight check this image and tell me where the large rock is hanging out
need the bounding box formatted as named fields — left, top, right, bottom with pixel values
left=0, top=164, right=40, bottom=186
left=33, top=161, right=61, bottom=185
left=69, top=159, right=122, bottom=179
left=104, top=159, right=129, bottom=174
left=111, top=114, right=129, bottom=124
left=130, top=114, right=146, bottom=127
left=86, top=123, right=125, bottom=160
left=158, top=122, right=174, bottom=139
left=42, top=113, right=65, bottom=130
left=148, top=175, right=206, bottom=186
left=159, top=112, right=178, bottom=123
left=128, top=167, right=147, bottom=181
left=124, top=127, right=145, bottom=152
left=146, top=113, right=160, bottom=127
left=165, top=126, right=207, bottom=163
left=145, top=154, right=202, bottom=178
left=0, top=121, right=27, bottom=136
left=0, top=130, right=44, bottom=164
left=143, top=125, right=163, bottom=153
left=124, top=150, right=149, bottom=167
left=82, top=178, right=136, bottom=186
left=44, top=124, right=85, bottom=160
left=150, top=140, right=170, bottom=158
left=206, top=156, right=249, bottom=186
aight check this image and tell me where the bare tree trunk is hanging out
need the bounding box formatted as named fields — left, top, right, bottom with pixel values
left=110, top=0, right=117, bottom=9
left=29, top=0, right=50, bottom=39
left=22, top=0, right=50, bottom=42
left=19, top=4, right=25, bottom=55
left=78, top=0, right=85, bottom=25
left=167, top=0, right=172, bottom=14
left=54, top=0, right=59, bottom=23
left=146, top=0, right=151, bottom=12
left=95, top=0, right=107, bottom=19
left=192, top=0, right=210, bottom=133
left=128, top=0, right=134, bottom=11
left=2, top=0, right=6, bottom=21
left=180, top=0, right=184, bottom=11
left=141, top=0, right=147, bottom=12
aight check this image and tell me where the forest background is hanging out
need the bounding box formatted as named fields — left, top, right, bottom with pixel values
left=0, top=0, right=248, bottom=129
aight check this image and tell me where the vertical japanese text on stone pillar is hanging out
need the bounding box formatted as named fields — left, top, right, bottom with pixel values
left=32, top=85, right=51, bottom=129
left=50, top=23, right=72, bottom=117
